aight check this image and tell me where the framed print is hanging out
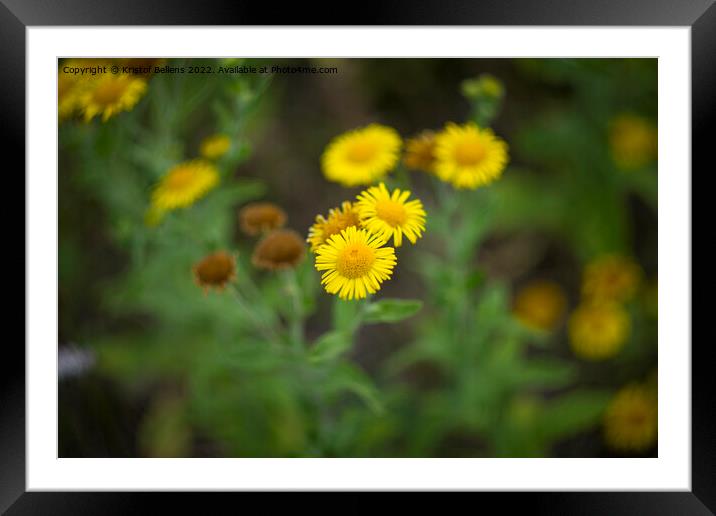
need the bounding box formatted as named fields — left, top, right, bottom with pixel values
left=4, top=0, right=712, bottom=512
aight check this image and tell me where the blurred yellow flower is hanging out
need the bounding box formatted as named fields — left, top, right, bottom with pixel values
left=433, top=122, right=509, bottom=189
left=151, top=160, right=219, bottom=211
left=604, top=384, right=657, bottom=452
left=609, top=114, right=657, bottom=170
left=356, top=183, right=426, bottom=247
left=315, top=226, right=397, bottom=300
left=193, top=251, right=236, bottom=294
left=79, top=73, right=148, bottom=122
left=200, top=134, right=232, bottom=160
left=403, top=131, right=437, bottom=173
left=582, top=254, right=642, bottom=303
left=238, top=202, right=287, bottom=236
left=321, top=124, right=402, bottom=186
left=307, top=201, right=361, bottom=252
left=568, top=302, right=630, bottom=360
left=252, top=229, right=306, bottom=271
left=512, top=280, right=567, bottom=332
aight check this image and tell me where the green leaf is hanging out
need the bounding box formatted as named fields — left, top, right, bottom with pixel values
left=537, top=390, right=612, bottom=442
left=308, top=330, right=352, bottom=363
left=325, top=363, right=385, bottom=415
left=510, top=359, right=577, bottom=390
left=363, top=299, right=422, bottom=324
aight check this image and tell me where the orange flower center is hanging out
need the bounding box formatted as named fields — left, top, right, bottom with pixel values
left=346, top=140, right=377, bottom=163
left=337, top=243, right=375, bottom=279
left=375, top=199, right=408, bottom=226
left=454, top=139, right=486, bottom=167
left=92, top=79, right=129, bottom=105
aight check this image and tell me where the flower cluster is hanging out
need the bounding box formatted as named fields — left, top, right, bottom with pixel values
left=321, top=122, right=509, bottom=190
left=568, top=254, right=642, bottom=360
left=308, top=183, right=426, bottom=300
left=58, top=58, right=152, bottom=123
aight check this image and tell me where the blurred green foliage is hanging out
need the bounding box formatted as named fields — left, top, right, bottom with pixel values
left=59, top=58, right=657, bottom=458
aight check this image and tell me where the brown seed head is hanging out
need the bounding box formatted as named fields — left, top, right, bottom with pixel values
left=252, top=229, right=306, bottom=271
left=193, top=251, right=236, bottom=292
left=238, top=202, right=287, bottom=236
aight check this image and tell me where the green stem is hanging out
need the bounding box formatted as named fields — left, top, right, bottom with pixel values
left=283, top=268, right=305, bottom=352
left=229, top=283, right=281, bottom=345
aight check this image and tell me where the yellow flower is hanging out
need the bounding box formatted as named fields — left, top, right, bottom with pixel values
left=512, top=280, right=568, bottom=332
left=315, top=226, right=397, bottom=300
left=582, top=254, right=642, bottom=303
left=79, top=73, right=147, bottom=122
left=403, top=131, right=437, bottom=173
left=433, top=122, right=509, bottom=189
left=609, top=114, right=657, bottom=170
left=604, top=384, right=657, bottom=452
left=355, top=183, right=426, bottom=247
left=568, top=302, right=630, bottom=360
left=200, top=134, right=232, bottom=160
left=151, top=160, right=219, bottom=212
left=307, top=201, right=362, bottom=252
left=321, top=124, right=402, bottom=186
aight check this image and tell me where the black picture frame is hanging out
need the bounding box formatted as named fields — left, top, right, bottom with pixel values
left=3, top=0, right=711, bottom=512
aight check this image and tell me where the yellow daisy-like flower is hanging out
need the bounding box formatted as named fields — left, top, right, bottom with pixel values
left=307, top=201, right=362, bottom=252
left=321, top=124, right=402, bottom=186
left=433, top=122, right=509, bottom=189
left=609, top=114, right=657, bottom=170
left=568, top=302, right=630, bottom=360
left=200, top=134, right=232, bottom=160
left=512, top=280, right=568, bottom=332
left=403, top=131, right=438, bottom=173
left=355, top=183, right=426, bottom=247
left=151, top=160, right=219, bottom=212
left=604, top=384, right=657, bottom=452
left=79, top=73, right=148, bottom=122
left=582, top=254, right=642, bottom=303
left=315, top=226, right=397, bottom=300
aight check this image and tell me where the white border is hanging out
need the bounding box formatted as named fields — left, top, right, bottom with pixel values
left=28, top=27, right=691, bottom=490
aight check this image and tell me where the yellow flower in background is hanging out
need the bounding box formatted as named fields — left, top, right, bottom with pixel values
left=512, top=280, right=568, bottom=332
left=151, top=160, right=219, bottom=211
left=582, top=254, right=642, bottom=303
left=604, top=384, right=657, bottom=452
left=200, top=134, right=232, bottom=160
left=307, top=201, right=362, bottom=252
left=321, top=124, right=402, bottom=186
left=433, top=122, right=509, bottom=189
left=356, top=183, right=426, bottom=247
left=315, top=226, right=397, bottom=300
left=609, top=114, right=657, bottom=170
left=79, top=73, right=148, bottom=122
left=403, top=131, right=437, bottom=173
left=568, top=302, right=630, bottom=360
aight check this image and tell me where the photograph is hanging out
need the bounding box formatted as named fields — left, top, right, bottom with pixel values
left=57, top=57, right=658, bottom=459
